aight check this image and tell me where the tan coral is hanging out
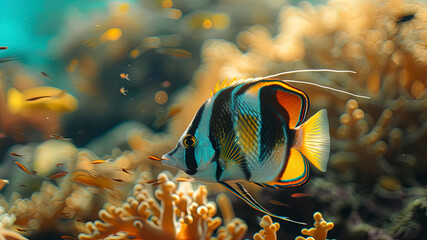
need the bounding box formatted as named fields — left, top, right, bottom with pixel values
left=78, top=171, right=247, bottom=240
left=253, top=215, right=280, bottom=240
left=296, top=212, right=334, bottom=240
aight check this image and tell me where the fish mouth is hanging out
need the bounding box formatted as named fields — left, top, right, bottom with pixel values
left=161, top=154, right=187, bottom=172
left=161, top=154, right=179, bottom=167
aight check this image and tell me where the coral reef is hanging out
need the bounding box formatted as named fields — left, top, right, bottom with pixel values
left=0, top=0, right=425, bottom=239
left=78, top=171, right=248, bottom=240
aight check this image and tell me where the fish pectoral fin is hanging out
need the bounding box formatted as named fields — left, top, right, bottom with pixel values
left=219, top=131, right=245, bottom=165
left=295, top=109, right=330, bottom=172
left=219, top=181, right=306, bottom=225
left=266, top=148, right=309, bottom=188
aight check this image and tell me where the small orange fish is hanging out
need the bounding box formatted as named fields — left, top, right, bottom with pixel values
left=14, top=161, right=33, bottom=175
left=152, top=180, right=165, bottom=187
left=49, top=171, right=68, bottom=179
left=91, top=159, right=111, bottom=164
left=10, top=152, right=24, bottom=157
left=175, top=178, right=195, bottom=182
left=146, top=179, right=160, bottom=184
left=269, top=200, right=289, bottom=207
left=112, top=178, right=123, bottom=182
left=41, top=72, right=52, bottom=79
left=25, top=95, right=53, bottom=101
left=148, top=155, right=162, bottom=161
left=120, top=87, right=128, bottom=96
left=16, top=228, right=29, bottom=233
left=76, top=218, right=86, bottom=223
left=291, top=193, right=312, bottom=198
left=0, top=47, right=8, bottom=50
left=60, top=236, right=75, bottom=240
left=156, top=48, right=192, bottom=58
left=122, top=168, right=131, bottom=174
left=56, top=163, right=64, bottom=167
left=120, top=73, right=130, bottom=81
left=50, top=134, right=72, bottom=141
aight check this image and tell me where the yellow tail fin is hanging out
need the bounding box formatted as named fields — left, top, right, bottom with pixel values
left=7, top=88, right=24, bottom=114
left=294, top=109, right=330, bottom=172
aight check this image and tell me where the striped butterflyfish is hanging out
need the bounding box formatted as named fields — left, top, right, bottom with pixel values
left=160, top=70, right=350, bottom=224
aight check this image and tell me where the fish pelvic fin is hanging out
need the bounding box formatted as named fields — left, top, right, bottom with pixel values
left=219, top=181, right=306, bottom=225
left=294, top=109, right=330, bottom=172
left=7, top=88, right=24, bottom=114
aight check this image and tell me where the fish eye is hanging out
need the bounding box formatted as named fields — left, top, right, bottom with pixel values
left=182, top=134, right=197, bottom=148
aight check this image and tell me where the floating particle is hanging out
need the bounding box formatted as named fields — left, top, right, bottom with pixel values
left=161, top=81, right=171, bottom=88
left=67, top=59, right=79, bottom=73
left=118, top=3, right=130, bottom=13
left=129, top=49, right=140, bottom=58
left=203, top=19, right=213, bottom=29
left=120, top=87, right=128, bottom=96
left=154, top=91, right=168, bottom=104
left=120, top=73, right=130, bottom=81
left=162, top=0, right=173, bottom=8
left=100, top=28, right=122, bottom=42
left=40, top=72, right=51, bottom=79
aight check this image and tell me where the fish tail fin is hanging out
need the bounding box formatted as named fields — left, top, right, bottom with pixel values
left=294, top=109, right=330, bottom=172
left=7, top=88, right=24, bottom=114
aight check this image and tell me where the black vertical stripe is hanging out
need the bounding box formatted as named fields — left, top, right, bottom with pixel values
left=258, top=87, right=287, bottom=164
left=184, top=102, right=206, bottom=175
left=209, top=87, right=251, bottom=180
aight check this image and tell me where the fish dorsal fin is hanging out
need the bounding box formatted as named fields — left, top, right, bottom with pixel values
left=219, top=181, right=306, bottom=225
left=265, top=148, right=310, bottom=188
left=247, top=81, right=309, bottom=128
left=210, top=78, right=240, bottom=97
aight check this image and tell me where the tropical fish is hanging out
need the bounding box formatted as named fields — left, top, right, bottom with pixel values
left=10, top=152, right=24, bottom=157
left=50, top=134, right=73, bottom=142
left=91, top=159, right=112, bottom=164
left=7, top=87, right=78, bottom=115
left=14, top=161, right=34, bottom=176
left=159, top=69, right=366, bottom=224
left=49, top=171, right=68, bottom=179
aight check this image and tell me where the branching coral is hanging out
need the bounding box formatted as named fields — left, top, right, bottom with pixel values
left=296, top=212, right=334, bottom=240
left=0, top=207, right=27, bottom=240
left=253, top=215, right=280, bottom=240
left=78, top=171, right=248, bottom=240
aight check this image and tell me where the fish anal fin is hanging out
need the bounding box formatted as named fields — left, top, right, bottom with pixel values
left=266, top=148, right=309, bottom=188
left=294, top=109, right=330, bottom=172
